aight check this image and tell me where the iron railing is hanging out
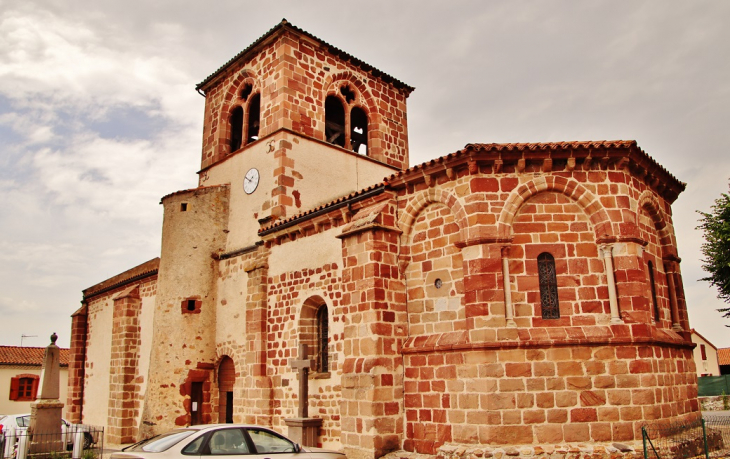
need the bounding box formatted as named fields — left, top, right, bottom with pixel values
left=1, top=425, right=103, bottom=459
left=642, top=416, right=729, bottom=459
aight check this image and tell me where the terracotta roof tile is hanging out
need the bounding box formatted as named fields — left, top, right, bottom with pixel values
left=196, top=19, right=414, bottom=94
left=718, top=348, right=730, bottom=366
left=259, top=139, right=688, bottom=235
left=385, top=140, right=683, bottom=186
left=0, top=346, right=69, bottom=367
left=259, top=184, right=385, bottom=235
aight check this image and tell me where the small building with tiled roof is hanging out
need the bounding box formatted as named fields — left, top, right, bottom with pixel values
left=690, top=329, right=721, bottom=377
left=69, top=19, right=699, bottom=459
left=718, top=347, right=730, bottom=375
left=0, top=344, right=69, bottom=415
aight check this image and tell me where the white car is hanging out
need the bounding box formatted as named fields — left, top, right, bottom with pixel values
left=111, top=425, right=345, bottom=459
left=0, top=414, right=96, bottom=449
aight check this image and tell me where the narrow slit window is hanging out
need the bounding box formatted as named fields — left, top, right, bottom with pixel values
left=230, top=106, right=244, bottom=153
left=538, top=252, right=560, bottom=319
left=316, top=304, right=329, bottom=373
left=648, top=261, right=660, bottom=322
left=246, top=93, right=260, bottom=144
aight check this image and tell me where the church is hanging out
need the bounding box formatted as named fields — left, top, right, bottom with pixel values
left=66, top=19, right=698, bottom=459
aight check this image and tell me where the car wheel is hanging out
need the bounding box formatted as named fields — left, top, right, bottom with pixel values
left=83, top=433, right=93, bottom=450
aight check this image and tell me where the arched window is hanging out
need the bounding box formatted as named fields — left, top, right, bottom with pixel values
left=229, top=106, right=244, bottom=152
left=648, top=261, right=660, bottom=322
left=247, top=93, right=260, bottom=144
left=324, top=84, right=370, bottom=154
left=316, top=305, right=329, bottom=373
left=325, top=96, right=346, bottom=148
left=538, top=252, right=560, bottom=319
left=350, top=106, right=368, bottom=155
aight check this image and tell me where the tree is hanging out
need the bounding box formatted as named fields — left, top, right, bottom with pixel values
left=697, top=182, right=730, bottom=322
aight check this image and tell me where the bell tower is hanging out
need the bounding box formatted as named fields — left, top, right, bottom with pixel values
left=193, top=20, right=414, bottom=250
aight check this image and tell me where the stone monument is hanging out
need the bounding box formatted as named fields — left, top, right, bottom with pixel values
left=28, top=333, right=64, bottom=453
left=284, top=344, right=322, bottom=447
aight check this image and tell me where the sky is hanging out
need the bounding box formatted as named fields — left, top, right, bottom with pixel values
left=1, top=0, right=729, bottom=350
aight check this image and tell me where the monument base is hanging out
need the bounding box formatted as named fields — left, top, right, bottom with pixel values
left=284, top=417, right=322, bottom=447
left=29, top=399, right=64, bottom=454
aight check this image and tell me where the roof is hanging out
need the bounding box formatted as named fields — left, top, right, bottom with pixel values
left=261, top=139, right=686, bottom=235
left=387, top=140, right=684, bottom=191
left=0, top=346, right=70, bottom=367
left=719, top=348, right=730, bottom=366
left=691, top=328, right=718, bottom=350
left=83, top=258, right=160, bottom=300
left=196, top=19, right=414, bottom=94
left=259, top=184, right=385, bottom=235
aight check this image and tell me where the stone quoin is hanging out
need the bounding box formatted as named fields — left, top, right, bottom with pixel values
left=67, top=19, right=696, bottom=459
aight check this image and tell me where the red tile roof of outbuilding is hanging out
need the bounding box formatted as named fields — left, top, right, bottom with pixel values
left=0, top=346, right=70, bottom=367
left=718, top=348, right=730, bottom=366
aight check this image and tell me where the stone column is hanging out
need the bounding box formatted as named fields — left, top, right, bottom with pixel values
left=663, top=260, right=683, bottom=331
left=501, top=246, right=516, bottom=327
left=28, top=334, right=64, bottom=453
left=600, top=244, right=622, bottom=324
left=107, top=285, right=143, bottom=444
left=338, top=222, right=406, bottom=459
left=242, top=258, right=273, bottom=426
left=65, top=306, right=88, bottom=424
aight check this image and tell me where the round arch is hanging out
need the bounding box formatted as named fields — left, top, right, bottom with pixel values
left=398, top=188, right=467, bottom=243
left=497, top=176, right=613, bottom=241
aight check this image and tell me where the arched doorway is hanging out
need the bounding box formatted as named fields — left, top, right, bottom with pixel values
left=218, top=356, right=235, bottom=423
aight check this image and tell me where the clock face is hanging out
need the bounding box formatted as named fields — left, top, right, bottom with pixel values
left=244, top=168, right=260, bottom=194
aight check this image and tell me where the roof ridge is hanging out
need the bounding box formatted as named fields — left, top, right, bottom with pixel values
left=195, top=20, right=414, bottom=93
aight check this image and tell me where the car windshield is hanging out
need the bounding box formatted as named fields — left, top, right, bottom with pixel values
left=127, top=430, right=197, bottom=452
left=17, top=416, right=30, bottom=428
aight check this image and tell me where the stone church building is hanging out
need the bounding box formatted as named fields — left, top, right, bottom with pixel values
left=66, top=20, right=698, bottom=458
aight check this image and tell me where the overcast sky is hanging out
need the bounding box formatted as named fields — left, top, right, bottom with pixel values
left=1, top=1, right=729, bottom=349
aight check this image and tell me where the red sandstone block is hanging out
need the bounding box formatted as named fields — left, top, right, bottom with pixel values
left=580, top=390, right=606, bottom=407
left=628, top=359, right=653, bottom=374
left=533, top=362, right=556, bottom=377
left=535, top=424, right=564, bottom=443
left=620, top=406, right=643, bottom=421
left=607, top=389, right=631, bottom=405
left=482, top=425, right=534, bottom=445
left=547, top=408, right=569, bottom=423
left=594, top=376, right=616, bottom=389
left=555, top=391, right=577, bottom=407
left=505, top=362, right=532, bottom=378
left=557, top=361, right=584, bottom=376
left=570, top=408, right=598, bottom=423
left=564, top=423, right=590, bottom=442
left=536, top=392, right=555, bottom=408
left=470, top=178, right=499, bottom=193
left=524, top=410, right=546, bottom=424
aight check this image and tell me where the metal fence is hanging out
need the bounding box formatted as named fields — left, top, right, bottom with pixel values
left=642, top=416, right=729, bottom=459
left=0, top=426, right=103, bottom=459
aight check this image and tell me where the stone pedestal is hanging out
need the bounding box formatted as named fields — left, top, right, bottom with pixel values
left=284, top=417, right=322, bottom=447
left=29, top=400, right=64, bottom=453
left=28, top=334, right=64, bottom=454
